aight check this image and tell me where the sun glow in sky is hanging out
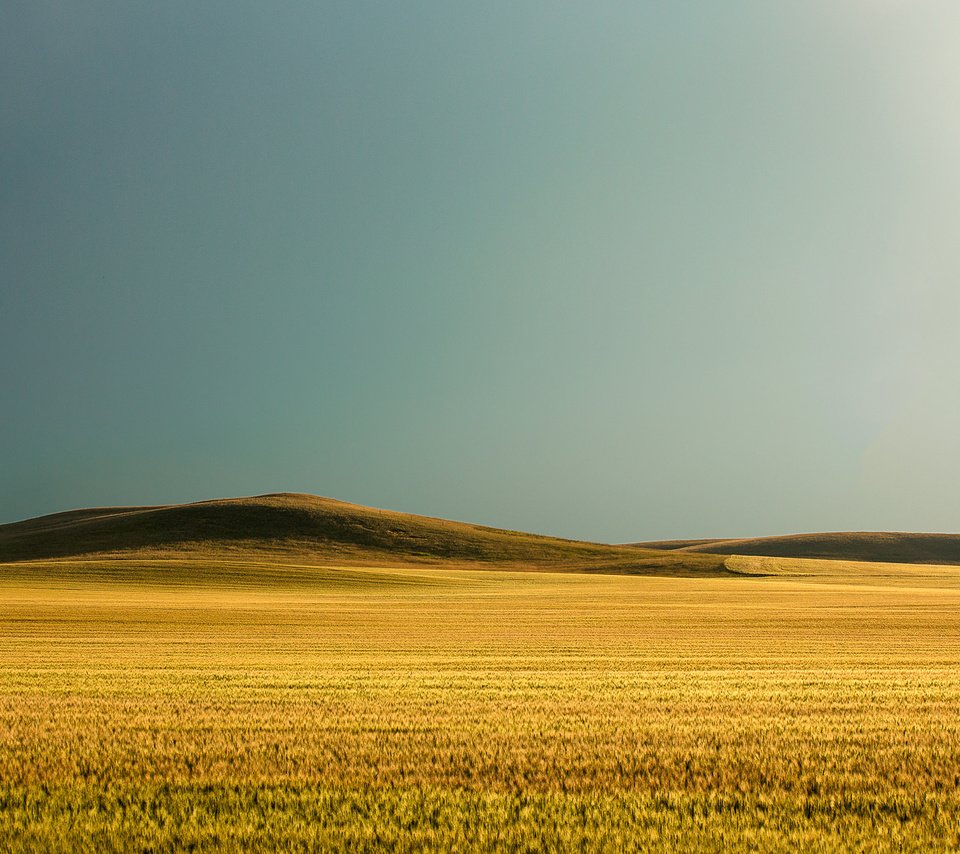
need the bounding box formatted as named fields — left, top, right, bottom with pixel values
left=3, top=2, right=959, bottom=540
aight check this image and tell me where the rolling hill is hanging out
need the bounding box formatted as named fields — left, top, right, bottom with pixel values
left=0, top=492, right=726, bottom=576
left=9, top=493, right=956, bottom=577
left=633, top=531, right=960, bottom=565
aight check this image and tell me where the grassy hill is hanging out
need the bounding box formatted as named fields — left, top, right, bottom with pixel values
left=0, top=492, right=726, bottom=576
left=633, top=531, right=960, bottom=565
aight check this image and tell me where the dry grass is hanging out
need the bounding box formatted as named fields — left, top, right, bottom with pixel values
left=1, top=558, right=959, bottom=850
left=636, top=531, right=960, bottom=565
left=0, top=493, right=727, bottom=577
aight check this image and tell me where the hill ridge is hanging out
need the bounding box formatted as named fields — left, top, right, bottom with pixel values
left=0, top=492, right=725, bottom=576
left=631, top=530, right=960, bottom=566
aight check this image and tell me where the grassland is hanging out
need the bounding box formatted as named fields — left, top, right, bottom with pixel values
left=635, top=530, right=960, bottom=564
left=2, top=554, right=960, bottom=851
left=0, top=493, right=727, bottom=576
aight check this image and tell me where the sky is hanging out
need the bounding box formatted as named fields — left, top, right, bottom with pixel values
left=3, top=2, right=960, bottom=542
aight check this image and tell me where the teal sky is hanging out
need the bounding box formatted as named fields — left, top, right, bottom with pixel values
left=3, top=2, right=960, bottom=541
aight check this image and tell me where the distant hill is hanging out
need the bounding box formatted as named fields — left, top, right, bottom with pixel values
left=0, top=493, right=725, bottom=576
left=632, top=532, right=960, bottom=565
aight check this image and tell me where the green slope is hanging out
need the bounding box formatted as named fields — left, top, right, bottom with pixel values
left=0, top=493, right=725, bottom=576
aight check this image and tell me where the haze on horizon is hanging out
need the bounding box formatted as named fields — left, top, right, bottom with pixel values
left=3, top=2, right=960, bottom=542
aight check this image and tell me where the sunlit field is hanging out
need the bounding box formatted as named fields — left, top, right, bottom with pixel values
left=2, top=559, right=960, bottom=851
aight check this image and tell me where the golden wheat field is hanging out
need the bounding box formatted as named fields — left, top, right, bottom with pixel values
left=2, top=558, right=960, bottom=851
